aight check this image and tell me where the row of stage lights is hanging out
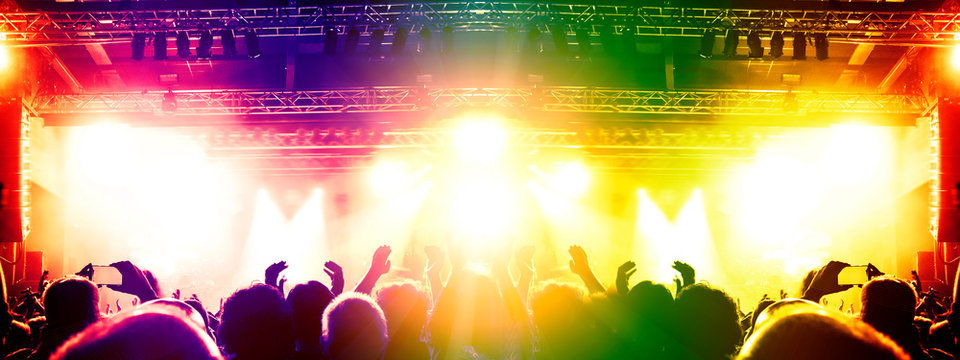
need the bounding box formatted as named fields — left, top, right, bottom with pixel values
left=131, top=27, right=829, bottom=61
left=699, top=30, right=829, bottom=61
left=130, top=27, right=453, bottom=60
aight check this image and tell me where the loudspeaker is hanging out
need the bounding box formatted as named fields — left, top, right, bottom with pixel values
left=0, top=98, right=27, bottom=242
left=934, top=100, right=960, bottom=241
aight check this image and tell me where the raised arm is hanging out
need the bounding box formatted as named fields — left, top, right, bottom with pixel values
left=617, top=261, right=637, bottom=296
left=424, top=245, right=445, bottom=306
left=516, top=245, right=535, bottom=304
left=355, top=245, right=392, bottom=295
left=568, top=245, right=605, bottom=294
left=801, top=261, right=852, bottom=303
left=324, top=261, right=345, bottom=296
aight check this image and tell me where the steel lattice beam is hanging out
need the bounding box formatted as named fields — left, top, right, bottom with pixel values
left=37, top=87, right=927, bottom=121
left=2, top=2, right=960, bottom=45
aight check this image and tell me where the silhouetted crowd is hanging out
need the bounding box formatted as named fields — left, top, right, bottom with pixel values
left=0, top=243, right=956, bottom=360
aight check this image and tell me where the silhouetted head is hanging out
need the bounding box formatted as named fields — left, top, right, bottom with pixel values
left=50, top=302, right=222, bottom=360
left=142, top=298, right=207, bottom=330
left=530, top=282, right=588, bottom=359
left=738, top=308, right=908, bottom=360
left=218, top=283, right=295, bottom=360
left=287, top=281, right=334, bottom=348
left=861, top=276, right=917, bottom=329
left=375, top=281, right=429, bottom=339
left=323, top=292, right=388, bottom=360
left=42, top=276, right=100, bottom=330
left=671, top=283, right=742, bottom=360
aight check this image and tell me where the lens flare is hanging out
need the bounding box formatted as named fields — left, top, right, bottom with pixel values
left=952, top=45, right=960, bottom=71
left=369, top=161, right=416, bottom=198
left=547, top=162, right=590, bottom=197
left=453, top=121, right=507, bottom=162
left=0, top=46, right=9, bottom=71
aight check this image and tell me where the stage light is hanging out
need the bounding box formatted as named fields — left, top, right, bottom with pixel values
left=542, top=162, right=590, bottom=197
left=392, top=28, right=408, bottom=55
left=245, top=30, right=261, bottom=58
left=132, top=33, right=146, bottom=60
left=324, top=28, right=338, bottom=55
left=769, top=31, right=784, bottom=59
left=153, top=32, right=167, bottom=60
left=176, top=31, right=190, bottom=58
left=0, top=46, right=9, bottom=71
left=418, top=28, right=432, bottom=53
left=550, top=24, right=568, bottom=55
left=953, top=45, right=960, bottom=71
left=636, top=189, right=718, bottom=285
left=344, top=28, right=360, bottom=56
left=622, top=27, right=636, bottom=55
left=442, top=26, right=454, bottom=54
left=161, top=90, right=177, bottom=113
left=221, top=29, right=237, bottom=56
left=737, top=156, right=823, bottom=236
left=453, top=121, right=507, bottom=162
left=814, top=33, right=828, bottom=61
left=698, top=30, right=715, bottom=58
left=196, top=31, right=213, bottom=59
left=527, top=28, right=542, bottom=53
left=369, top=161, right=418, bottom=198
left=747, top=31, right=763, bottom=59
left=793, top=32, right=806, bottom=60
left=450, top=178, right=515, bottom=242
left=822, top=125, right=884, bottom=187
left=723, top=29, right=739, bottom=57
left=576, top=28, right=591, bottom=56
left=370, top=29, right=385, bottom=56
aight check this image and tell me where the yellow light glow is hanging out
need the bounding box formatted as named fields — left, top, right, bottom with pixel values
left=737, top=156, right=823, bottom=237
left=952, top=45, right=960, bottom=71
left=549, top=162, right=590, bottom=197
left=822, top=125, right=884, bottom=187
left=369, top=161, right=415, bottom=198
left=453, top=121, right=507, bottom=162
left=635, top=189, right=720, bottom=285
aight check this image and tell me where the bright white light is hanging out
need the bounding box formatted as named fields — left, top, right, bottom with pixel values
left=547, top=162, right=590, bottom=197
left=822, top=125, right=885, bottom=187
left=0, top=46, right=10, bottom=71
left=635, top=189, right=719, bottom=285
left=453, top=122, right=507, bottom=162
left=737, top=156, right=824, bottom=237
left=369, top=161, right=415, bottom=198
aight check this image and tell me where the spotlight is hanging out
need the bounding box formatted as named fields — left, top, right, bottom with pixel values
left=454, top=121, right=507, bottom=163
left=747, top=31, right=763, bottom=59
left=698, top=30, right=715, bottom=59
left=544, top=162, right=590, bottom=197
left=550, top=24, right=568, bottom=55
left=723, top=29, right=739, bottom=57
left=391, top=28, right=408, bottom=55
left=576, top=28, right=591, bottom=56
left=197, top=31, right=213, bottom=59
left=153, top=32, right=167, bottom=60
left=769, top=31, right=784, bottom=59
left=792, top=32, right=806, bottom=60
left=622, top=27, right=636, bottom=55
left=370, top=29, right=385, bottom=56
left=814, top=33, right=828, bottom=61
left=132, top=33, right=146, bottom=60
left=600, top=26, right=617, bottom=55
left=176, top=31, right=190, bottom=58
left=369, top=161, right=418, bottom=198
left=418, top=28, right=432, bottom=53
left=344, top=28, right=360, bottom=56
left=221, top=29, right=237, bottom=56
left=162, top=90, right=177, bottom=113
left=324, top=28, right=338, bottom=56
left=245, top=30, right=261, bottom=58
left=442, top=26, right=454, bottom=54
left=527, top=28, right=542, bottom=53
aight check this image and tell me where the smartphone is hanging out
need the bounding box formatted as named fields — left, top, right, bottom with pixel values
left=91, top=265, right=123, bottom=285
left=837, top=265, right=869, bottom=286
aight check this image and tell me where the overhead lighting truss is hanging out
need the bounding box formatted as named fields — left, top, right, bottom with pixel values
left=2, top=2, right=960, bottom=46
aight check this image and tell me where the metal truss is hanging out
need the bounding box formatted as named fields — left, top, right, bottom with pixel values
left=2, top=2, right=960, bottom=45
left=37, top=87, right=927, bottom=118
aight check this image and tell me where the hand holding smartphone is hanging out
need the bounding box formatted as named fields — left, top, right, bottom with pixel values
left=91, top=265, right=123, bottom=286
left=836, top=265, right=869, bottom=286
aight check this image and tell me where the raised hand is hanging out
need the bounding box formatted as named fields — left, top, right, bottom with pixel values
left=617, top=261, right=637, bottom=296
left=264, top=261, right=288, bottom=291
left=567, top=245, right=590, bottom=276
left=371, top=245, right=392, bottom=276
left=867, top=263, right=884, bottom=280
left=672, top=260, right=696, bottom=287
left=802, top=260, right=853, bottom=302
left=516, top=245, right=535, bottom=274
left=568, top=245, right=605, bottom=294
left=324, top=261, right=344, bottom=295
left=106, top=261, right=158, bottom=302
left=76, top=263, right=94, bottom=280
left=172, top=289, right=181, bottom=300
